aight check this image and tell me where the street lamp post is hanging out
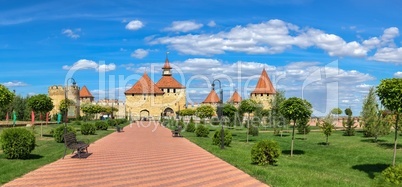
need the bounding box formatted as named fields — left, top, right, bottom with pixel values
left=212, top=79, right=224, bottom=149
left=63, top=78, right=76, bottom=159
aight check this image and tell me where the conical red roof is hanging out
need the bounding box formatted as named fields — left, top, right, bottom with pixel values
left=156, top=76, right=185, bottom=88
left=251, top=69, right=276, bottom=94
left=79, top=86, right=94, bottom=98
left=228, top=90, right=242, bottom=103
left=162, top=57, right=172, bottom=69
left=125, top=72, right=164, bottom=94
left=202, top=89, right=220, bottom=103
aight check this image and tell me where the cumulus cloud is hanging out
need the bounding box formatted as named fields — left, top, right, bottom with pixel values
left=131, top=49, right=149, bottom=59
left=208, top=21, right=216, bottom=27
left=62, top=28, right=81, bottom=39
left=150, top=19, right=402, bottom=62
left=164, top=20, right=203, bottom=32
left=125, top=20, right=144, bottom=30
left=2, top=81, right=27, bottom=87
left=369, top=47, right=402, bottom=64
left=394, top=71, right=402, bottom=78
left=62, top=59, right=116, bottom=72
left=151, top=19, right=372, bottom=57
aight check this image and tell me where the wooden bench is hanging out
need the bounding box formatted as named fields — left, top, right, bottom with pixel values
left=64, top=132, right=89, bottom=158
left=171, top=126, right=182, bottom=137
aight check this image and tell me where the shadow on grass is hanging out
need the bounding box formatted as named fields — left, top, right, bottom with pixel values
left=360, top=139, right=387, bottom=143
left=239, top=139, right=257, bottom=142
left=318, top=142, right=330, bottom=146
left=296, top=137, right=307, bottom=140
left=352, top=163, right=389, bottom=179
left=23, top=154, right=44, bottom=160
left=282, top=149, right=305, bottom=155
left=42, top=134, right=53, bottom=138
left=377, top=142, right=402, bottom=149
left=274, top=134, right=290, bottom=137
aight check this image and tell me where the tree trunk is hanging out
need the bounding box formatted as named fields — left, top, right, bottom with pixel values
left=246, top=113, right=250, bottom=143
left=291, top=119, right=296, bottom=157
left=326, top=135, right=329, bottom=145
left=393, top=113, right=400, bottom=166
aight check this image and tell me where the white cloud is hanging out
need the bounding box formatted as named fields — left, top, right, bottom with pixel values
left=151, top=19, right=371, bottom=57
left=125, top=20, right=144, bottom=30
left=131, top=49, right=149, bottom=59
left=62, top=59, right=116, bottom=72
left=381, top=27, right=399, bottom=46
left=394, top=71, right=402, bottom=78
left=2, top=81, right=27, bottom=87
left=61, top=28, right=81, bottom=39
left=164, top=20, right=203, bottom=32
left=208, top=21, right=216, bottom=27
left=369, top=47, right=402, bottom=64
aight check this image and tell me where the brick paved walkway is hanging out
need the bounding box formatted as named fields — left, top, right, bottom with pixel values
left=4, top=122, right=268, bottom=187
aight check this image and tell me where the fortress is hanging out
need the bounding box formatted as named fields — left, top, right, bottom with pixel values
left=48, top=56, right=276, bottom=120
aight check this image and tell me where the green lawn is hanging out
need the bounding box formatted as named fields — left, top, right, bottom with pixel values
left=182, top=126, right=401, bottom=187
left=0, top=122, right=122, bottom=185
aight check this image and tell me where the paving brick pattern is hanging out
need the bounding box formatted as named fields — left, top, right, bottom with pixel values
left=4, top=122, right=268, bottom=187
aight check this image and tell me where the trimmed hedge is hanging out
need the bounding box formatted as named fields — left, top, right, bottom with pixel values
left=53, top=125, right=76, bottom=143
left=95, top=121, right=108, bottom=130
left=377, top=164, right=402, bottom=185
left=81, top=123, right=96, bottom=135
left=212, top=129, right=232, bottom=146
left=248, top=125, right=259, bottom=136
left=251, top=140, right=281, bottom=165
left=195, top=125, right=209, bottom=137
left=107, top=119, right=117, bottom=126
left=186, top=122, right=196, bottom=132
left=0, top=128, right=36, bottom=159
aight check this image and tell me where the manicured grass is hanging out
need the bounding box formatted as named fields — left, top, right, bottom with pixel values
left=0, top=122, right=125, bottom=185
left=182, top=125, right=401, bottom=187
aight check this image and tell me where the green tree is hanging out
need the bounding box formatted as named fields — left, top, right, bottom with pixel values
left=195, top=105, right=215, bottom=120
left=222, top=103, right=237, bottom=126
left=269, top=90, right=288, bottom=134
left=239, top=99, right=257, bottom=143
left=376, top=78, right=402, bottom=166
left=331, top=108, right=342, bottom=115
left=297, top=116, right=310, bottom=140
left=179, top=108, right=196, bottom=116
left=343, top=108, right=356, bottom=136
left=361, top=87, right=392, bottom=141
left=319, top=113, right=335, bottom=145
left=59, top=99, right=75, bottom=114
left=0, top=84, right=14, bottom=114
left=27, top=94, right=54, bottom=137
left=279, top=97, right=312, bottom=157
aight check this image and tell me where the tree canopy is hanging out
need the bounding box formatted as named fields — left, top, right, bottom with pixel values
left=195, top=105, right=215, bottom=119
left=27, top=94, right=54, bottom=114
left=376, top=78, right=402, bottom=166
left=331, top=108, right=342, bottom=115
left=0, top=84, right=14, bottom=108
left=279, top=97, right=313, bottom=157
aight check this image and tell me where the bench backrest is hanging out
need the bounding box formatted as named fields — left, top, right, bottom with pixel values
left=64, top=132, right=77, bottom=147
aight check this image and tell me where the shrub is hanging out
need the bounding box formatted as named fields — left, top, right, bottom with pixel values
left=377, top=164, right=402, bottom=185
left=212, top=129, right=232, bottom=146
left=0, top=128, right=36, bottom=159
left=251, top=140, right=281, bottom=165
left=73, top=121, right=82, bottom=126
left=116, top=118, right=128, bottom=125
left=297, top=118, right=311, bottom=134
left=81, top=123, right=96, bottom=135
left=195, top=125, right=209, bottom=137
left=211, top=117, right=220, bottom=126
left=53, top=125, right=76, bottom=143
left=95, top=121, right=108, bottom=130
left=186, top=122, right=196, bottom=132
left=107, top=119, right=117, bottom=126
left=248, top=125, right=259, bottom=136
left=178, top=120, right=185, bottom=127
left=200, top=119, right=205, bottom=124
left=189, top=116, right=194, bottom=123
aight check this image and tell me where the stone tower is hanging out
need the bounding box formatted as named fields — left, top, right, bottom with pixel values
left=48, top=84, right=80, bottom=118
left=155, top=57, right=186, bottom=117
left=124, top=56, right=186, bottom=120
left=250, top=69, right=276, bottom=109
left=79, top=85, right=94, bottom=104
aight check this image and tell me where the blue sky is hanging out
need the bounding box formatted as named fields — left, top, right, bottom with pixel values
left=1, top=0, right=402, bottom=115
